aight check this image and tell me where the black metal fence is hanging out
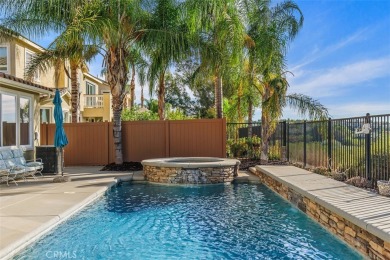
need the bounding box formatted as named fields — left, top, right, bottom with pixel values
left=226, top=122, right=283, bottom=160
left=227, top=113, right=390, bottom=183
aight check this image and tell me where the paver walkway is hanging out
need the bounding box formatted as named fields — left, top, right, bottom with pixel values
left=0, top=167, right=139, bottom=259
left=252, top=165, right=390, bottom=243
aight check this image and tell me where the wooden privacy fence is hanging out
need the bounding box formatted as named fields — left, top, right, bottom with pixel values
left=40, top=118, right=226, bottom=166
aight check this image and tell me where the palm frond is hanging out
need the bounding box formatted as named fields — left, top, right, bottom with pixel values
left=24, top=50, right=59, bottom=81
left=286, top=93, right=329, bottom=120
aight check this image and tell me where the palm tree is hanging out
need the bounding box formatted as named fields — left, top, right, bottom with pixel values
left=0, top=0, right=102, bottom=123
left=96, top=0, right=187, bottom=163
left=50, top=0, right=186, bottom=163
left=146, top=0, right=189, bottom=120
left=25, top=43, right=98, bottom=123
left=128, top=47, right=147, bottom=109
left=244, top=0, right=328, bottom=162
left=1, top=0, right=187, bottom=164
left=185, top=0, right=246, bottom=118
left=258, top=75, right=328, bottom=162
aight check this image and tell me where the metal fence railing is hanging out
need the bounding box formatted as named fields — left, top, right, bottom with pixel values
left=227, top=113, right=390, bottom=184
left=226, top=122, right=283, bottom=160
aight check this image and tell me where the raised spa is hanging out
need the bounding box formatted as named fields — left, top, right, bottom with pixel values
left=141, top=157, right=240, bottom=184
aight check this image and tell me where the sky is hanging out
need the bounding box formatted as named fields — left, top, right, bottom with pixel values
left=280, top=0, right=390, bottom=119
left=31, top=0, right=390, bottom=120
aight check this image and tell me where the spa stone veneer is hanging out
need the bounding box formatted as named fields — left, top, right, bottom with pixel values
left=251, top=166, right=390, bottom=260
left=142, top=157, right=240, bottom=184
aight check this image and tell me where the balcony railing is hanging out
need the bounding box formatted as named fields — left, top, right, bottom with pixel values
left=84, top=95, right=104, bottom=108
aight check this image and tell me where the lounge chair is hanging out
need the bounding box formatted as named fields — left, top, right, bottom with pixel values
left=12, top=148, right=44, bottom=178
left=0, top=150, right=26, bottom=184
left=0, top=161, right=16, bottom=186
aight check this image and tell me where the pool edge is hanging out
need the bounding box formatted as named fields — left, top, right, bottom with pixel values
left=0, top=181, right=118, bottom=260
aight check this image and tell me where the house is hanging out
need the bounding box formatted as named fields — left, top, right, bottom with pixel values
left=0, top=72, right=52, bottom=157
left=0, top=37, right=57, bottom=157
left=39, top=71, right=112, bottom=123
left=79, top=73, right=112, bottom=122
left=0, top=35, right=112, bottom=155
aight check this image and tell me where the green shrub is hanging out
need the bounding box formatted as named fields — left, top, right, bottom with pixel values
left=166, top=105, right=191, bottom=120
left=230, top=142, right=248, bottom=157
left=268, top=140, right=281, bottom=160
left=121, top=108, right=158, bottom=121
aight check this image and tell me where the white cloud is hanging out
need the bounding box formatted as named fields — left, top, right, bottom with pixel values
left=260, top=102, right=389, bottom=121
left=328, top=102, right=390, bottom=118
left=288, top=57, right=390, bottom=98
left=290, top=28, right=367, bottom=71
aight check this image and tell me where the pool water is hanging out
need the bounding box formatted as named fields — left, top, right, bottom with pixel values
left=15, top=183, right=362, bottom=259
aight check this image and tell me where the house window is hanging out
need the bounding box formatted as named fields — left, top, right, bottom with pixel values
left=25, top=50, right=40, bottom=81
left=86, top=82, right=96, bottom=94
left=0, top=91, right=33, bottom=147
left=19, top=97, right=31, bottom=145
left=0, top=46, right=9, bottom=72
left=1, top=94, right=16, bottom=146
left=86, top=82, right=96, bottom=107
left=40, top=108, right=51, bottom=123
left=63, top=111, right=70, bottom=123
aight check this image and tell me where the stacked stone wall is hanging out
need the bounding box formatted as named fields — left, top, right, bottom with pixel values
left=143, top=165, right=236, bottom=184
left=252, top=168, right=390, bottom=260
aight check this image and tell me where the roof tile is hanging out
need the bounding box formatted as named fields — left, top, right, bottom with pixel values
left=0, top=72, right=53, bottom=93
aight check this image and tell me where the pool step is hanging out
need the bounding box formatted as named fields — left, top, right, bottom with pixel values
left=234, top=170, right=261, bottom=183
left=116, top=172, right=134, bottom=183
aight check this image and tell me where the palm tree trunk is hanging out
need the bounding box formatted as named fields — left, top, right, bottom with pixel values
left=130, top=63, right=136, bottom=109
left=70, top=62, right=79, bottom=123
left=260, top=110, right=270, bottom=164
left=214, top=70, right=223, bottom=118
left=260, top=87, right=271, bottom=164
left=158, top=72, right=165, bottom=120
left=106, top=46, right=129, bottom=165
left=112, top=97, right=123, bottom=164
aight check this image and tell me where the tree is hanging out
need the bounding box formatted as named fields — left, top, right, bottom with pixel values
left=174, top=58, right=215, bottom=118
left=128, top=46, right=147, bottom=109
left=164, top=72, right=196, bottom=116
left=0, top=0, right=102, bottom=123
left=243, top=0, right=328, bottom=162
left=1, top=0, right=187, bottom=164
left=185, top=0, right=246, bottom=118
left=146, top=0, right=189, bottom=120
left=86, top=0, right=186, bottom=163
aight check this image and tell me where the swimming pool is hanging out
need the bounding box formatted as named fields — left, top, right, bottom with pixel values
left=15, top=183, right=362, bottom=259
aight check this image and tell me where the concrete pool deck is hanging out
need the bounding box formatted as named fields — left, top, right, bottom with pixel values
left=0, top=167, right=138, bottom=260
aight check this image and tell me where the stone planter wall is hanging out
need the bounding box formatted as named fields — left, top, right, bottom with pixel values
left=252, top=168, right=390, bottom=260
left=144, top=165, right=236, bottom=184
